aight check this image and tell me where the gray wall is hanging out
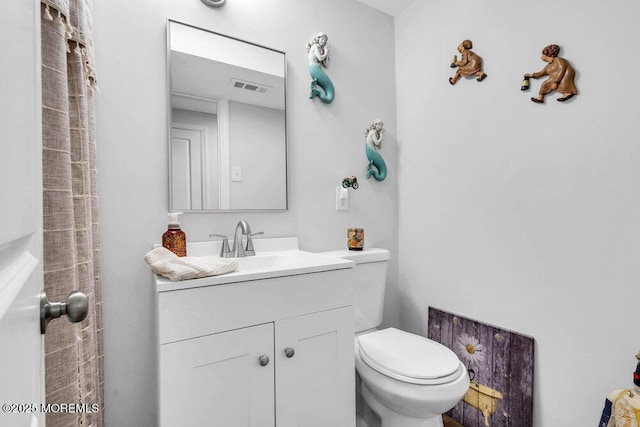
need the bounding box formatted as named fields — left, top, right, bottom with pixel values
left=396, top=1, right=640, bottom=426
left=93, top=1, right=398, bottom=425
left=229, top=101, right=286, bottom=209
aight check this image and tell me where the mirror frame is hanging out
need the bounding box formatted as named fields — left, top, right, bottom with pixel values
left=166, top=19, right=288, bottom=212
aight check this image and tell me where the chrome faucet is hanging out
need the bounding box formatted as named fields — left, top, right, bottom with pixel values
left=232, top=220, right=251, bottom=257
left=209, top=233, right=231, bottom=257
left=211, top=221, right=263, bottom=258
left=231, top=221, right=264, bottom=257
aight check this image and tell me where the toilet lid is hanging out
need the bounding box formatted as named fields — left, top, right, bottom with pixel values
left=357, top=328, right=463, bottom=385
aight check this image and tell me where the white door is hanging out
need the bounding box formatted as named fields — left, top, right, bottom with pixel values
left=170, top=124, right=206, bottom=210
left=0, top=0, right=44, bottom=426
left=275, top=306, right=356, bottom=427
left=159, top=323, right=276, bottom=427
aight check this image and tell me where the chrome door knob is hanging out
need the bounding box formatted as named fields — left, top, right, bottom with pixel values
left=284, top=347, right=295, bottom=358
left=40, top=290, right=89, bottom=334
left=258, top=355, right=270, bottom=366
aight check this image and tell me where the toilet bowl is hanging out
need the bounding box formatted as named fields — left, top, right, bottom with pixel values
left=355, top=328, right=469, bottom=427
left=319, top=249, right=469, bottom=427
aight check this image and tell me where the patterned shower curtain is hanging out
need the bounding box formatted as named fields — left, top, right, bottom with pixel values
left=41, top=0, right=104, bottom=425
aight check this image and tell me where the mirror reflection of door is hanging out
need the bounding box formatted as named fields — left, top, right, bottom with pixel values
left=171, top=123, right=208, bottom=210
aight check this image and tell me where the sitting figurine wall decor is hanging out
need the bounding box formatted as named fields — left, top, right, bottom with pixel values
left=307, top=32, right=334, bottom=104
left=449, top=39, right=487, bottom=85
left=523, top=44, right=578, bottom=104
left=365, top=119, right=387, bottom=182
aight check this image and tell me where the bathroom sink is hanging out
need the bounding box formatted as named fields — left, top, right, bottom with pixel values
left=155, top=237, right=356, bottom=344
left=155, top=237, right=354, bottom=292
left=236, top=252, right=302, bottom=270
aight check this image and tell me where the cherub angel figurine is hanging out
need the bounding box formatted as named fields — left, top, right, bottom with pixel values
left=449, top=39, right=487, bottom=85
left=525, top=44, right=577, bottom=103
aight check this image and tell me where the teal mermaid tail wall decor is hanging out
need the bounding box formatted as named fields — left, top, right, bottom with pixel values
left=309, top=63, right=334, bottom=104
left=365, top=119, right=387, bottom=181
left=367, top=144, right=387, bottom=181
left=307, top=32, right=334, bottom=104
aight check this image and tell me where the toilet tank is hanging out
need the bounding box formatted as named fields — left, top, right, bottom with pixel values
left=318, top=248, right=390, bottom=333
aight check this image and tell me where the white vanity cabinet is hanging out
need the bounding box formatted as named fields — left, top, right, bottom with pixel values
left=275, top=307, right=354, bottom=427
left=155, top=244, right=356, bottom=427
left=160, top=322, right=276, bottom=426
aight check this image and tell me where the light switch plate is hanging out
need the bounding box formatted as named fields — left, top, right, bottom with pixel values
left=335, top=187, right=349, bottom=211
left=231, top=166, right=242, bottom=182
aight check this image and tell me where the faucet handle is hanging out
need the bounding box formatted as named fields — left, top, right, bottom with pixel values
left=244, top=231, right=264, bottom=256
left=209, top=234, right=232, bottom=257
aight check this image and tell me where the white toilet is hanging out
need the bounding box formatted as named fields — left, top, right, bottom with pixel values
left=320, top=248, right=470, bottom=427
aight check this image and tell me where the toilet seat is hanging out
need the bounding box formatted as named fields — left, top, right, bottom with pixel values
left=357, top=328, right=464, bottom=385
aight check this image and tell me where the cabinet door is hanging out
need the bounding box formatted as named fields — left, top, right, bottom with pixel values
left=275, top=306, right=355, bottom=427
left=160, top=323, right=275, bottom=427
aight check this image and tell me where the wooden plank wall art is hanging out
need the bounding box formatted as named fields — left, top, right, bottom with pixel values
left=428, top=308, right=534, bottom=427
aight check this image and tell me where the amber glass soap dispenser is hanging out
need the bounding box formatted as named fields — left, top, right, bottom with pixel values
left=162, top=212, right=186, bottom=257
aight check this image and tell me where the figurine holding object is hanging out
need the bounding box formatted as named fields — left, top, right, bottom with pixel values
left=449, top=40, right=487, bottom=85
left=525, top=44, right=577, bottom=104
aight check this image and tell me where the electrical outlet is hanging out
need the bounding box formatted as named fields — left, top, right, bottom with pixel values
left=335, top=187, right=349, bottom=211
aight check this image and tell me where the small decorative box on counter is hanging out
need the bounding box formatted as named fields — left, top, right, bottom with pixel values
left=347, top=228, right=364, bottom=251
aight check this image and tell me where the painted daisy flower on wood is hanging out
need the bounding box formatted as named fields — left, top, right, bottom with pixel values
left=456, top=333, right=486, bottom=367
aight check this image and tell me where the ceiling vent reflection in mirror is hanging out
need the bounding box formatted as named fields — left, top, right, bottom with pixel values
left=201, top=0, right=225, bottom=7
left=231, top=79, right=273, bottom=94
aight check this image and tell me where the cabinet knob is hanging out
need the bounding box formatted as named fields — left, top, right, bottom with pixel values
left=258, top=355, right=270, bottom=366
left=284, top=347, right=295, bottom=358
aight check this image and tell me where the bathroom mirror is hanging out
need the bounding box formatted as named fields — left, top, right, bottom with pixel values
left=167, top=20, right=287, bottom=211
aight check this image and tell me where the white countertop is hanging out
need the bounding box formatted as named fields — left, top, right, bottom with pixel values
left=154, top=237, right=354, bottom=292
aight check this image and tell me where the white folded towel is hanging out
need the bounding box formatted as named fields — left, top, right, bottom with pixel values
left=144, top=247, right=239, bottom=281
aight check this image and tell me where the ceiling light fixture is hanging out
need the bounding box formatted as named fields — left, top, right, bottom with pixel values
left=201, top=0, right=225, bottom=8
